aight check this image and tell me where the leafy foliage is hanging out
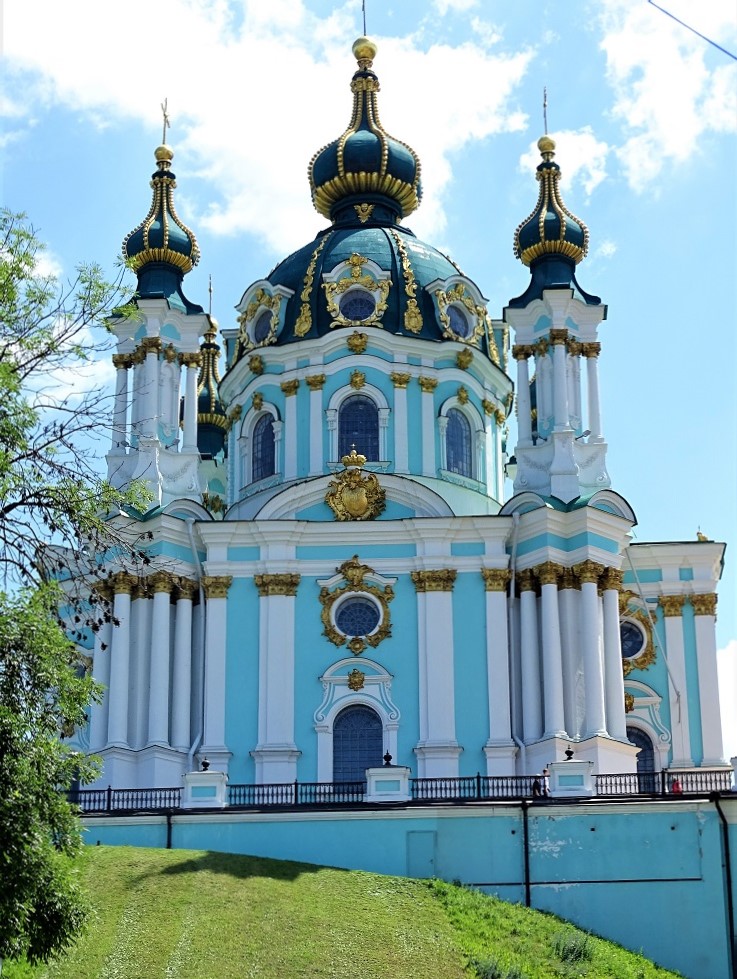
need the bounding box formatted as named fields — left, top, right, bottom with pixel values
left=0, top=211, right=148, bottom=969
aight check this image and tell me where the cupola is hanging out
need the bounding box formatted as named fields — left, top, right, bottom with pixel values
left=123, top=144, right=202, bottom=310
left=308, top=37, right=422, bottom=227
left=197, top=317, right=228, bottom=459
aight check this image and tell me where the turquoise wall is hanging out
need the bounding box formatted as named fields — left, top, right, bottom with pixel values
left=82, top=799, right=735, bottom=979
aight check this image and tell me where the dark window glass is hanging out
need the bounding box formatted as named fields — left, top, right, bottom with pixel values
left=620, top=621, right=645, bottom=659
left=254, top=310, right=272, bottom=343
left=446, top=408, right=472, bottom=477
left=338, top=395, right=379, bottom=460
left=448, top=304, right=470, bottom=337
left=333, top=705, right=383, bottom=783
left=627, top=726, right=656, bottom=791
left=340, top=291, right=376, bottom=321
left=252, top=414, right=275, bottom=482
left=335, top=597, right=381, bottom=637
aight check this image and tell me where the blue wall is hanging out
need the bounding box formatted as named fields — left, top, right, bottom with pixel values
left=83, top=798, right=736, bottom=979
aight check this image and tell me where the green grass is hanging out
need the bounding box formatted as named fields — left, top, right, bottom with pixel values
left=3, top=847, right=682, bottom=979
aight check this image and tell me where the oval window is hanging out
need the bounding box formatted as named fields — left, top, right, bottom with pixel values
left=448, top=303, right=471, bottom=338
left=335, top=596, right=381, bottom=637
left=253, top=310, right=272, bottom=343
left=620, top=621, right=645, bottom=659
left=340, top=291, right=376, bottom=322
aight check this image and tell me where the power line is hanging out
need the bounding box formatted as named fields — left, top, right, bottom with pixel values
left=647, top=0, right=737, bottom=61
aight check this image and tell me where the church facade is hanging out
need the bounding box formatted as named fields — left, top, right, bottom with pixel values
left=80, top=38, right=726, bottom=792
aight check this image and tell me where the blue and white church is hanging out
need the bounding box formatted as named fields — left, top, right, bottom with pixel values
left=86, top=37, right=727, bottom=793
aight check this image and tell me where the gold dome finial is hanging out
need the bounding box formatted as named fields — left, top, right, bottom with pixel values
left=154, top=143, right=174, bottom=169
left=353, top=36, right=377, bottom=69
left=538, top=134, right=556, bottom=162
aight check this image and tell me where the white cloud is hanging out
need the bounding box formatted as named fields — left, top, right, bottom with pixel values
left=718, top=639, right=737, bottom=763
left=1, top=0, right=532, bottom=257
left=595, top=239, right=617, bottom=260
left=433, top=0, right=478, bottom=14
left=598, top=0, right=737, bottom=192
left=518, top=127, right=610, bottom=198
left=34, top=250, right=63, bottom=280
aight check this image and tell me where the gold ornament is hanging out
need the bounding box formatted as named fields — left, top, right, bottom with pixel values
left=252, top=392, right=264, bottom=411
left=281, top=379, right=299, bottom=396
left=390, top=372, right=411, bottom=388
left=201, top=575, right=233, bottom=599
left=691, top=593, right=717, bottom=616
left=254, top=573, right=301, bottom=597
left=347, top=331, right=368, bottom=353
left=350, top=370, right=366, bottom=390
left=624, top=692, right=635, bottom=713
left=354, top=203, right=374, bottom=224
left=249, top=355, right=264, bottom=375
left=348, top=668, right=366, bottom=690
left=411, top=569, right=457, bottom=592
left=319, top=555, right=394, bottom=651
left=306, top=374, right=326, bottom=390
left=326, top=451, right=386, bottom=521
left=457, top=385, right=469, bottom=405
left=294, top=235, right=330, bottom=337
left=456, top=348, right=473, bottom=370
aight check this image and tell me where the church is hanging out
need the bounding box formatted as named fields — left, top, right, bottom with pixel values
left=81, top=36, right=727, bottom=793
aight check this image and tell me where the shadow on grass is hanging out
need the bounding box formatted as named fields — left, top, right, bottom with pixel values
left=134, top=849, right=326, bottom=885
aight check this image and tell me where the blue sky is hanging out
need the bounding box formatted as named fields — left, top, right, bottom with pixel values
left=3, top=1, right=736, bottom=744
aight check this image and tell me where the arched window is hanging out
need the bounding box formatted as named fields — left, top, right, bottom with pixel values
left=446, top=408, right=472, bottom=477
left=627, top=726, right=656, bottom=792
left=252, top=414, right=275, bottom=482
left=338, top=395, right=379, bottom=460
left=333, top=705, right=383, bottom=783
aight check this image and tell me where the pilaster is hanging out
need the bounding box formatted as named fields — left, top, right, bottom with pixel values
left=658, top=595, right=692, bottom=767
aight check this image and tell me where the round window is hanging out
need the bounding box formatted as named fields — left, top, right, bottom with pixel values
left=253, top=310, right=272, bottom=343
left=447, top=304, right=471, bottom=338
left=620, top=621, right=645, bottom=659
left=340, top=291, right=376, bottom=322
left=335, top=596, right=381, bottom=637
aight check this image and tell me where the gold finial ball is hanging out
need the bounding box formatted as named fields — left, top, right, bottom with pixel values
left=155, top=144, right=174, bottom=163
left=353, top=36, right=378, bottom=64
left=537, top=135, right=556, bottom=157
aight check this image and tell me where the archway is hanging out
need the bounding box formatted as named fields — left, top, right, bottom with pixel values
left=627, top=725, right=657, bottom=792
left=332, top=705, right=384, bottom=783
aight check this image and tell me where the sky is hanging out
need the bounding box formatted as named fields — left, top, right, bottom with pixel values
left=2, top=0, right=736, bottom=751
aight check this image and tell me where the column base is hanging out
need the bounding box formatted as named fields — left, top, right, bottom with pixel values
left=414, top=741, right=463, bottom=778
left=93, top=746, right=140, bottom=789
left=483, top=742, right=518, bottom=776
left=250, top=744, right=300, bottom=783
left=137, top=744, right=189, bottom=786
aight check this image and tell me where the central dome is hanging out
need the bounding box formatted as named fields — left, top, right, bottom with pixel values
left=308, top=37, right=422, bottom=225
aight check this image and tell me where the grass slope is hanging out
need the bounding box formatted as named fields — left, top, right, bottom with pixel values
left=4, top=847, right=682, bottom=979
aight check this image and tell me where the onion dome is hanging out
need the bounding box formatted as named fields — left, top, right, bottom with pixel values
left=123, top=145, right=202, bottom=310
left=309, top=37, right=422, bottom=226
left=508, top=136, right=600, bottom=309
left=197, top=317, right=228, bottom=459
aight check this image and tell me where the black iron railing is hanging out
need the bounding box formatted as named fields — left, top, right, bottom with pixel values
left=69, top=768, right=734, bottom=814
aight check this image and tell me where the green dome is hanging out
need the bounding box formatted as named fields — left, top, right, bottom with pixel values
left=308, top=38, right=422, bottom=224
left=513, top=136, right=588, bottom=267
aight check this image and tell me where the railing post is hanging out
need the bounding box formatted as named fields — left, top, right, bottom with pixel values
left=294, top=779, right=299, bottom=806
left=661, top=770, right=666, bottom=796
left=476, top=772, right=482, bottom=800
left=106, top=784, right=112, bottom=812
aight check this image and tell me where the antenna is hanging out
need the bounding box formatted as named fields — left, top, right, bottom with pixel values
left=543, top=87, right=548, bottom=136
left=208, top=274, right=213, bottom=317
left=160, top=98, right=170, bottom=144
left=362, top=0, right=367, bottom=35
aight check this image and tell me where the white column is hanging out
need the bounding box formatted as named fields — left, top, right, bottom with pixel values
left=147, top=572, right=172, bottom=747
left=660, top=596, right=693, bottom=767
left=130, top=360, right=142, bottom=441
left=602, top=569, right=627, bottom=740
left=691, top=594, right=726, bottom=765
left=518, top=571, right=542, bottom=742
left=585, top=343, right=603, bottom=441
left=391, top=374, right=410, bottom=473
left=413, top=570, right=460, bottom=777
left=577, top=562, right=607, bottom=738
left=201, top=576, right=232, bottom=766
left=140, top=340, right=160, bottom=438
left=130, top=580, right=152, bottom=748
left=513, top=348, right=532, bottom=446
left=378, top=408, right=389, bottom=461
left=419, top=377, right=437, bottom=476
left=88, top=587, right=114, bottom=753
left=110, top=356, right=130, bottom=453
left=438, top=416, right=448, bottom=471
left=568, top=351, right=582, bottom=430
left=253, top=574, right=301, bottom=782
left=182, top=355, right=200, bottom=450
left=281, top=380, right=299, bottom=480
left=550, top=330, right=569, bottom=431
left=306, top=375, right=325, bottom=476
left=483, top=570, right=513, bottom=749
left=559, top=572, right=580, bottom=738
left=107, top=573, right=136, bottom=747
left=537, top=564, right=567, bottom=738
left=171, top=580, right=196, bottom=751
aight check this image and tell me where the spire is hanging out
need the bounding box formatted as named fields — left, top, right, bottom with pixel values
left=123, top=143, right=202, bottom=307
left=308, top=37, right=422, bottom=226
left=196, top=316, right=228, bottom=459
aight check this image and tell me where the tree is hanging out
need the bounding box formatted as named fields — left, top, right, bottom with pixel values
left=0, top=210, right=147, bottom=970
